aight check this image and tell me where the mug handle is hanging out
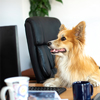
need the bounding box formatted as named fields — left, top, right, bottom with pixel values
left=90, top=84, right=93, bottom=96
left=0, top=86, right=14, bottom=100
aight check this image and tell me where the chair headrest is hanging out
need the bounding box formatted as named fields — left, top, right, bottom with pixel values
left=25, top=17, right=61, bottom=45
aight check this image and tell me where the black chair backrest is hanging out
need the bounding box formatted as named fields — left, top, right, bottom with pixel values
left=25, top=17, right=61, bottom=83
left=0, top=25, right=21, bottom=90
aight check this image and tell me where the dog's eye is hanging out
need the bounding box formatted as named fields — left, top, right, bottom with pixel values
left=61, top=37, right=66, bottom=41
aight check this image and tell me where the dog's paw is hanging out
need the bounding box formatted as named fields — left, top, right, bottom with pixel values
left=43, top=82, right=57, bottom=87
left=92, top=82, right=100, bottom=87
left=88, top=78, right=100, bottom=87
left=43, top=78, right=55, bottom=87
left=43, top=78, right=61, bottom=87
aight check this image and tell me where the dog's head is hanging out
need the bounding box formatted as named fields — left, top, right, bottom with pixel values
left=48, top=21, right=86, bottom=57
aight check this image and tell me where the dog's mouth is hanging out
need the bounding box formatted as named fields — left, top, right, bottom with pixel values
left=50, top=48, right=66, bottom=53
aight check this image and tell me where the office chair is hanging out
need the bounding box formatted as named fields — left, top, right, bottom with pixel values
left=25, top=17, right=61, bottom=83
left=0, top=25, right=21, bottom=90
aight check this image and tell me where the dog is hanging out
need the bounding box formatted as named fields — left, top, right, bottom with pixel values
left=43, top=21, right=100, bottom=87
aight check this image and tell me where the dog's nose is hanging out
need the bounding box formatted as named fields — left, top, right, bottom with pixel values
left=47, top=42, right=52, bottom=46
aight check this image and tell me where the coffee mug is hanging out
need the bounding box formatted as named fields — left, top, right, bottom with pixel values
left=0, top=76, right=30, bottom=100
left=72, top=81, right=93, bottom=100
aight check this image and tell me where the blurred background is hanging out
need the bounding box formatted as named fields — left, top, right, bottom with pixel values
left=0, top=0, right=100, bottom=71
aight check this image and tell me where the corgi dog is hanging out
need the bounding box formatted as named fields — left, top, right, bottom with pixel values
left=43, top=21, right=100, bottom=87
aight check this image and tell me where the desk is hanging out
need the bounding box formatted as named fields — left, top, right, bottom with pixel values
left=29, top=83, right=100, bottom=100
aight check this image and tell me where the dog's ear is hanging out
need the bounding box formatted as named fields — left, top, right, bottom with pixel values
left=75, top=21, right=86, bottom=37
left=59, top=24, right=67, bottom=31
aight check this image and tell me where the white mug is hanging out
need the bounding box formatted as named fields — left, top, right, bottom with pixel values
left=0, top=76, right=30, bottom=100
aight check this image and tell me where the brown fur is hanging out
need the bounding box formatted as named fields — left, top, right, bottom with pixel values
left=43, top=21, right=100, bottom=87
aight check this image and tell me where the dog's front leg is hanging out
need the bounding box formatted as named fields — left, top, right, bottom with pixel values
left=43, top=77, right=61, bottom=87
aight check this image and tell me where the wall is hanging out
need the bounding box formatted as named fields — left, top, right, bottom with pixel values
left=0, top=0, right=100, bottom=71
left=0, top=0, right=32, bottom=71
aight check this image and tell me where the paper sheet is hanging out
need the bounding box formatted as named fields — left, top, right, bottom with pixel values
left=28, top=90, right=68, bottom=100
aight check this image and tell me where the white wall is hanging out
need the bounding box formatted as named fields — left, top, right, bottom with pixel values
left=0, top=0, right=100, bottom=71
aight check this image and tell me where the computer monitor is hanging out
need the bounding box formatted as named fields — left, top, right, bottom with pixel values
left=0, top=25, right=21, bottom=90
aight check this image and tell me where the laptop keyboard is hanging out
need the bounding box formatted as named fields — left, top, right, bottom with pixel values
left=29, top=86, right=66, bottom=95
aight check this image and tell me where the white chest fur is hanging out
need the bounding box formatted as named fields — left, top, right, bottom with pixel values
left=57, top=57, right=72, bottom=87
